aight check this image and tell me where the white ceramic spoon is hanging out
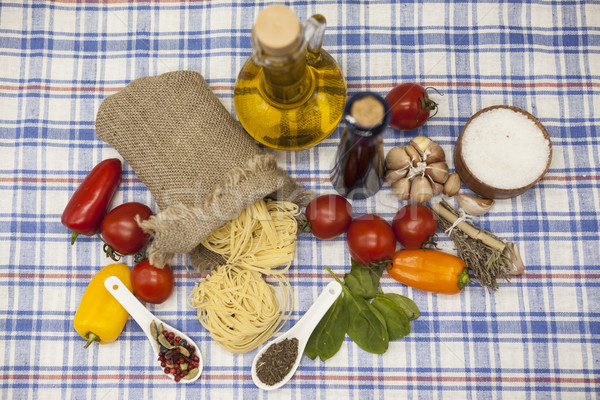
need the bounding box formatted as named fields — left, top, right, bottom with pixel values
left=251, top=280, right=342, bottom=390
left=104, top=275, right=203, bottom=383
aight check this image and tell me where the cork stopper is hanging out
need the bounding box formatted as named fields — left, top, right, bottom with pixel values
left=253, top=5, right=302, bottom=56
left=350, top=96, right=386, bottom=128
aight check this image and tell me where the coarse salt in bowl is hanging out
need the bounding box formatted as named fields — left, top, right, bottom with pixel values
left=454, top=105, right=552, bottom=199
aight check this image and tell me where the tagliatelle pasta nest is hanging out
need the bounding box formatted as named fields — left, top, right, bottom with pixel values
left=201, top=199, right=300, bottom=274
left=188, top=199, right=299, bottom=353
left=187, top=263, right=293, bottom=353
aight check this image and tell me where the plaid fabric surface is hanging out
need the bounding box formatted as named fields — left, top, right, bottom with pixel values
left=1, top=0, right=599, bottom=399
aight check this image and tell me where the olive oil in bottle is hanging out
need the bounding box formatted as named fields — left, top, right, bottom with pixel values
left=234, top=5, right=347, bottom=151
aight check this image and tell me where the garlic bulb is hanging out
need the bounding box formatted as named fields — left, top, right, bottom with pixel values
left=385, top=136, right=455, bottom=203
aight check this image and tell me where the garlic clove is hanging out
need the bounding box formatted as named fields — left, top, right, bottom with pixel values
left=504, top=241, right=525, bottom=275
left=410, top=175, right=433, bottom=203
left=410, top=136, right=446, bottom=163
left=391, top=177, right=411, bottom=200
left=456, top=194, right=494, bottom=216
left=385, top=146, right=411, bottom=170
left=443, top=173, right=461, bottom=197
left=430, top=180, right=444, bottom=196
left=424, top=141, right=446, bottom=163
left=404, top=144, right=422, bottom=166
left=425, top=161, right=450, bottom=184
left=410, top=136, right=432, bottom=157
left=385, top=168, right=408, bottom=183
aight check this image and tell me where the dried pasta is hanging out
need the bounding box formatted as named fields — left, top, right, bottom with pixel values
left=190, top=199, right=299, bottom=353
left=187, top=263, right=293, bottom=353
left=202, top=199, right=300, bottom=274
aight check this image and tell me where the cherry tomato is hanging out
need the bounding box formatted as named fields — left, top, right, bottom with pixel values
left=385, top=83, right=438, bottom=131
left=346, top=214, right=396, bottom=266
left=100, top=202, right=153, bottom=255
left=131, top=260, right=174, bottom=304
left=305, top=194, right=353, bottom=240
left=392, top=204, right=438, bottom=249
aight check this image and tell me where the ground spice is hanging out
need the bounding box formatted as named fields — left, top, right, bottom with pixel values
left=255, top=338, right=299, bottom=386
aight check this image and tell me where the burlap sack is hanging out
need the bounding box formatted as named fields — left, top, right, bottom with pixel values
left=95, top=70, right=307, bottom=271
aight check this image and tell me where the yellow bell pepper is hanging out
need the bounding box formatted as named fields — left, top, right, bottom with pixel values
left=74, top=263, right=133, bottom=348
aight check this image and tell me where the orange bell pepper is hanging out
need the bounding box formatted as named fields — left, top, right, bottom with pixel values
left=387, top=249, right=472, bottom=295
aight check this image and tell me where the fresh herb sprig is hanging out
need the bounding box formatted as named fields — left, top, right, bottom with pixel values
left=305, top=260, right=420, bottom=361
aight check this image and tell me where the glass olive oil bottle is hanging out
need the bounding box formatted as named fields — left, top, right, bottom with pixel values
left=234, top=5, right=347, bottom=150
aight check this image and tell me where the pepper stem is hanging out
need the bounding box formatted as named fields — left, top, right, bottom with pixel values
left=84, top=332, right=100, bottom=349
left=457, top=267, right=475, bottom=290
left=369, top=259, right=392, bottom=270
left=70, top=231, right=80, bottom=245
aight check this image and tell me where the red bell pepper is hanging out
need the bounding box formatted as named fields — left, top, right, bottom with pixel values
left=62, top=158, right=122, bottom=243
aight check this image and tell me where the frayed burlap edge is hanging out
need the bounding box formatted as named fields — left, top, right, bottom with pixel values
left=138, top=152, right=313, bottom=272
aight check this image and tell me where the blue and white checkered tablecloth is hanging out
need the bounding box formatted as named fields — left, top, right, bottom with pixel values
left=1, top=0, right=599, bottom=399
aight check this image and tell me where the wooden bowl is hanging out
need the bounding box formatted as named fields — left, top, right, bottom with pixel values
left=454, top=105, right=552, bottom=199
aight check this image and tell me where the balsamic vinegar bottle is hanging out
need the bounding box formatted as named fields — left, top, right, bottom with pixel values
left=330, top=92, right=390, bottom=199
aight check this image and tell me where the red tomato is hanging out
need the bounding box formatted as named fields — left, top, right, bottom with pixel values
left=131, top=260, right=174, bottom=304
left=346, top=214, right=396, bottom=266
left=305, top=194, right=352, bottom=240
left=100, top=202, right=153, bottom=255
left=392, top=204, right=438, bottom=249
left=385, top=83, right=438, bottom=131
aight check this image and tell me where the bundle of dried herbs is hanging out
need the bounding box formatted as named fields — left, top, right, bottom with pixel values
left=255, top=338, right=299, bottom=386
left=431, top=200, right=524, bottom=291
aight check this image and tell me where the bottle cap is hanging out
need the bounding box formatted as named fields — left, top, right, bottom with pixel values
left=254, top=5, right=302, bottom=57
left=350, top=96, right=386, bottom=128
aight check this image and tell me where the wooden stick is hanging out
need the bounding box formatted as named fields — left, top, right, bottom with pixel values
left=431, top=202, right=507, bottom=252
left=432, top=202, right=525, bottom=275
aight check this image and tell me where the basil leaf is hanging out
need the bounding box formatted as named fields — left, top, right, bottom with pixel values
left=382, top=293, right=420, bottom=321
left=343, top=259, right=383, bottom=300
left=371, top=295, right=411, bottom=340
left=305, top=295, right=348, bottom=361
left=344, top=291, right=389, bottom=354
